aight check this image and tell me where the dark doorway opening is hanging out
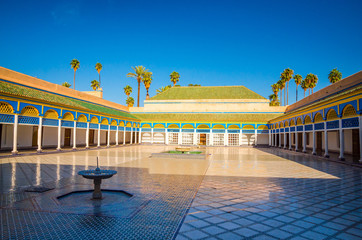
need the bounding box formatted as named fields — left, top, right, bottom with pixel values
left=352, top=129, right=360, bottom=162
left=89, top=129, right=95, bottom=145
left=199, top=134, right=207, bottom=145
left=64, top=129, right=71, bottom=147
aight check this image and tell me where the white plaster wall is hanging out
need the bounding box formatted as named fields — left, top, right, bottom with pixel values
left=119, top=131, right=125, bottom=144
left=110, top=131, right=116, bottom=144
left=43, top=126, right=58, bottom=147
left=17, top=125, right=33, bottom=147
left=328, top=131, right=339, bottom=152
left=100, top=131, right=107, bottom=144
left=1, top=124, right=13, bottom=148
left=76, top=129, right=86, bottom=145
left=344, top=129, right=352, bottom=154
left=257, top=134, right=268, bottom=145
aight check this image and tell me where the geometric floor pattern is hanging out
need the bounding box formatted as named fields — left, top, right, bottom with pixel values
left=177, top=148, right=362, bottom=240
left=0, top=146, right=361, bottom=240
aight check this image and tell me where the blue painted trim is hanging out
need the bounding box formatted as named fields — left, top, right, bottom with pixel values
left=182, top=129, right=194, bottom=133
left=19, top=102, right=42, bottom=115
left=0, top=99, right=18, bottom=113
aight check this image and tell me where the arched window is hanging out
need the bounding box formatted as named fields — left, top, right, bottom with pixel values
left=44, top=110, right=58, bottom=119
left=326, top=109, right=338, bottom=121
left=296, top=117, right=303, bottom=125
left=90, top=116, right=99, bottom=123
left=101, top=118, right=109, bottom=125
left=21, top=106, right=39, bottom=117
left=62, top=112, right=74, bottom=121
left=314, top=113, right=323, bottom=123
left=0, top=102, right=14, bottom=114
left=342, top=105, right=357, bottom=119
left=77, top=115, right=87, bottom=122
left=290, top=119, right=295, bottom=126
left=304, top=115, right=312, bottom=124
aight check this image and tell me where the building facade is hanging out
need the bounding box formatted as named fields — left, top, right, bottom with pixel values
left=0, top=66, right=361, bottom=162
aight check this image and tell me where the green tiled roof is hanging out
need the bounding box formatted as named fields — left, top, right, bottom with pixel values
left=0, top=81, right=137, bottom=119
left=132, top=113, right=282, bottom=122
left=149, top=86, right=266, bottom=100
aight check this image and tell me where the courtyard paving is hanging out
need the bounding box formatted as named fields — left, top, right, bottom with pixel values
left=0, top=146, right=361, bottom=239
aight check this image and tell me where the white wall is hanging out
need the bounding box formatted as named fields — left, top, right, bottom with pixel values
left=17, top=125, right=33, bottom=147
left=1, top=124, right=13, bottom=148
left=76, top=129, right=86, bottom=145
left=43, top=126, right=58, bottom=147
left=257, top=134, right=268, bottom=145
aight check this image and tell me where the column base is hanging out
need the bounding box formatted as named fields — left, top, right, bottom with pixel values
left=295, top=149, right=299, bottom=152
left=11, top=150, right=18, bottom=155
left=56, top=148, right=61, bottom=151
left=339, top=156, right=345, bottom=161
left=312, top=152, right=316, bottom=155
left=324, top=154, right=329, bottom=158
left=359, top=159, right=362, bottom=163
left=302, top=150, right=307, bottom=153
left=37, top=149, right=42, bottom=153
left=107, top=145, right=110, bottom=148
left=72, top=147, right=77, bottom=151
left=97, top=146, right=101, bottom=148
left=85, top=146, right=90, bottom=149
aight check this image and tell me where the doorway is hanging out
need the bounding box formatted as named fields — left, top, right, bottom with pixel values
left=199, top=134, right=207, bottom=145
left=89, top=129, right=95, bottom=145
left=298, top=133, right=303, bottom=150
left=316, top=132, right=322, bottom=154
left=352, top=129, right=360, bottom=161
left=64, top=129, right=71, bottom=147
left=32, top=126, right=38, bottom=147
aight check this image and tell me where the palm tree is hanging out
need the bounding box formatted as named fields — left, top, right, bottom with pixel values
left=142, top=72, right=153, bottom=99
left=301, top=79, right=308, bottom=98
left=91, top=80, right=100, bottom=91
left=328, top=68, right=342, bottom=84
left=293, top=74, right=302, bottom=102
left=124, top=85, right=132, bottom=97
left=170, top=71, right=180, bottom=86
left=62, top=82, right=71, bottom=88
left=70, top=59, right=80, bottom=90
left=127, top=66, right=148, bottom=107
left=95, top=63, right=103, bottom=87
left=281, top=68, right=294, bottom=105
left=277, top=80, right=285, bottom=106
left=126, top=97, right=135, bottom=107
left=271, top=83, right=279, bottom=103
left=269, top=94, right=279, bottom=106
left=156, top=85, right=171, bottom=94
left=305, top=73, right=318, bottom=95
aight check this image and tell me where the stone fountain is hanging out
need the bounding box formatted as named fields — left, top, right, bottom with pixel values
left=78, top=157, right=117, bottom=199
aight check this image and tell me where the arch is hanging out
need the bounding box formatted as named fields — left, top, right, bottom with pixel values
left=111, top=120, right=117, bottom=126
left=77, top=114, right=87, bottom=122
left=296, top=117, right=303, bottom=125
left=182, top=124, right=194, bottom=129
left=133, top=123, right=137, bottom=127
left=342, top=104, right=357, bottom=119
left=142, top=123, right=151, bottom=128
left=326, top=109, right=338, bottom=121
left=43, top=109, right=58, bottom=119
left=0, top=102, right=14, bottom=114
left=228, top=124, right=239, bottom=129
left=62, top=112, right=74, bottom=121
left=126, top=122, right=132, bottom=127
left=314, top=113, right=324, bottom=123
left=212, top=124, right=225, bottom=129
left=20, top=106, right=39, bottom=117
left=290, top=119, right=295, bottom=126
left=242, top=124, right=255, bottom=130
left=101, top=118, right=109, bottom=125
left=154, top=123, right=165, bottom=128
left=304, top=115, right=312, bottom=124
left=197, top=124, right=209, bottom=129
left=168, top=124, right=179, bottom=129
left=280, top=122, right=284, bottom=128
left=257, top=125, right=268, bottom=130
left=137, top=123, right=140, bottom=127
left=119, top=121, right=125, bottom=127
left=90, top=116, right=99, bottom=123
left=275, top=123, right=279, bottom=129
left=284, top=121, right=289, bottom=127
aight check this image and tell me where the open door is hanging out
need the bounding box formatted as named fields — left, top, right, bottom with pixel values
left=32, top=126, right=38, bottom=147
left=89, top=129, right=95, bottom=145
left=64, top=129, right=71, bottom=147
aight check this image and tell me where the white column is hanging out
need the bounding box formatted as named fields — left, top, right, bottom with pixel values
left=130, top=127, right=133, bottom=144
left=123, top=129, right=126, bottom=145
left=359, top=115, right=362, bottom=163
left=166, top=129, right=169, bottom=145
left=279, top=132, right=281, bottom=148
left=116, top=126, right=119, bottom=146
left=150, top=128, right=154, bottom=144
left=73, top=121, right=77, bottom=150
left=324, top=122, right=329, bottom=157
left=339, top=119, right=345, bottom=160
left=178, top=130, right=182, bottom=145
left=97, top=124, right=101, bottom=147
left=192, top=129, right=196, bottom=145
left=239, top=130, right=243, bottom=146
left=283, top=131, right=286, bottom=149
left=107, top=125, right=110, bottom=147
left=12, top=114, right=19, bottom=155
left=57, top=119, right=61, bottom=151
left=255, top=129, right=258, bottom=146
left=302, top=127, right=307, bottom=153
left=139, top=128, right=142, bottom=144
left=209, top=132, right=213, bottom=146
left=295, top=129, right=299, bottom=151
left=268, top=130, right=271, bottom=146
left=86, top=122, right=89, bottom=148
left=37, top=117, right=43, bottom=153
left=224, top=132, right=228, bottom=146
left=312, top=129, right=316, bottom=155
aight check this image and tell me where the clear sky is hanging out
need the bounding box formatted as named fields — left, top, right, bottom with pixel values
left=1, top=0, right=361, bottom=107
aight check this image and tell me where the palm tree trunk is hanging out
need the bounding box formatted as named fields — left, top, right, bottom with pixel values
left=280, top=90, right=282, bottom=106
left=73, top=70, right=76, bottom=90
left=287, top=82, right=289, bottom=105
left=137, top=80, right=140, bottom=107
left=296, top=85, right=298, bottom=102
left=284, top=87, right=286, bottom=106
left=146, top=89, right=149, bottom=100
left=304, top=90, right=306, bottom=98
left=99, top=73, right=101, bottom=87
left=309, top=89, right=311, bottom=96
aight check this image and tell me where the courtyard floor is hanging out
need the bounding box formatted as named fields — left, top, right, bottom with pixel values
left=0, top=146, right=361, bottom=239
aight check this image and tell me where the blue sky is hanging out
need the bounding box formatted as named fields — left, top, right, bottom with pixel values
left=1, top=0, right=361, bottom=107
